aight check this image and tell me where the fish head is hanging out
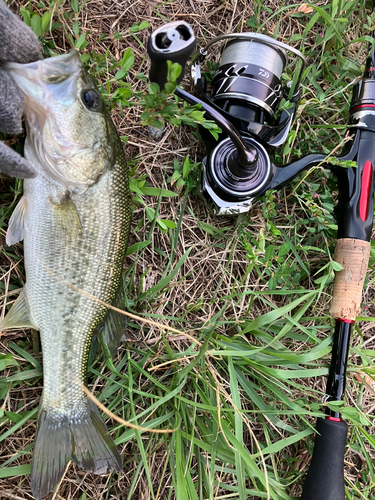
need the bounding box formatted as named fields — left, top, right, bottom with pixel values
left=7, top=51, right=117, bottom=193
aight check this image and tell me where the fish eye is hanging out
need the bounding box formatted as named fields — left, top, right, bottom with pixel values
left=81, top=89, right=102, bottom=111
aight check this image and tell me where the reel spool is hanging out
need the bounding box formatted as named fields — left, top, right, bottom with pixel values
left=194, top=33, right=306, bottom=137
left=212, top=40, right=286, bottom=123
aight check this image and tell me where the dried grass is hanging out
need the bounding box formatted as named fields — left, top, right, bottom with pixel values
left=1, top=0, right=375, bottom=499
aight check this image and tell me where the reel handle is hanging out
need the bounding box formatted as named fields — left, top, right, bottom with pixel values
left=147, top=21, right=196, bottom=89
left=301, top=418, right=348, bottom=500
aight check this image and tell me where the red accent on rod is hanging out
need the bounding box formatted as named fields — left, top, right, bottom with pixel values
left=352, top=104, right=375, bottom=111
left=326, top=416, right=342, bottom=422
left=338, top=318, right=355, bottom=324
left=359, top=161, right=372, bottom=221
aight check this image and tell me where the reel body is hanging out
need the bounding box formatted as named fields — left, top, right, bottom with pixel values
left=147, top=23, right=324, bottom=215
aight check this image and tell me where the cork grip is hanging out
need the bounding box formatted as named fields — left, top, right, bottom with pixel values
left=330, top=238, right=370, bottom=321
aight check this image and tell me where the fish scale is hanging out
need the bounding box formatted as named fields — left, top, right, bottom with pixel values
left=2, top=51, right=132, bottom=499
left=24, top=157, right=129, bottom=410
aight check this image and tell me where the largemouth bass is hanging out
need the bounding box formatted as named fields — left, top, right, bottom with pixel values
left=2, top=51, right=131, bottom=499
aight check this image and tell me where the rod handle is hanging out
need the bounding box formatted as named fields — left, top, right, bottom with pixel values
left=330, top=238, right=370, bottom=321
left=147, top=21, right=196, bottom=89
left=301, top=418, right=348, bottom=500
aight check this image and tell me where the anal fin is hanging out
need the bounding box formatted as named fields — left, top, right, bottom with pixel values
left=0, top=289, right=36, bottom=330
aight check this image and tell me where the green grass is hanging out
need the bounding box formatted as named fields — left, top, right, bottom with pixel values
left=1, top=0, right=375, bottom=499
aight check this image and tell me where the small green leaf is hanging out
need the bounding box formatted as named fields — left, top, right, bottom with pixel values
left=265, top=245, right=274, bottom=261
left=80, top=53, right=91, bottom=64
left=71, top=0, right=80, bottom=13
left=31, top=14, right=42, bottom=37
left=269, top=277, right=277, bottom=291
left=41, top=11, right=51, bottom=32
left=19, top=7, right=31, bottom=26
left=182, top=156, right=191, bottom=179
left=331, top=261, right=344, bottom=272
left=5, top=411, right=28, bottom=424
left=314, top=274, right=332, bottom=286
left=121, top=48, right=134, bottom=70
left=75, top=32, right=87, bottom=50
left=0, top=354, right=18, bottom=371
left=129, top=21, right=150, bottom=33
left=115, top=68, right=127, bottom=80
left=158, top=219, right=177, bottom=229
left=278, top=242, right=291, bottom=257
left=145, top=207, right=156, bottom=222
left=125, top=240, right=152, bottom=256
left=156, top=219, right=168, bottom=232
left=164, top=82, right=176, bottom=94
left=114, top=87, right=132, bottom=99
left=148, top=82, right=160, bottom=95
left=167, top=61, right=182, bottom=83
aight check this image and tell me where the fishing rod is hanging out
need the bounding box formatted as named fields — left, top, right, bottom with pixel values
left=300, top=9, right=375, bottom=499
left=146, top=13, right=375, bottom=500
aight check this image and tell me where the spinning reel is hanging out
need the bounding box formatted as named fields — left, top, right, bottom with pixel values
left=147, top=21, right=322, bottom=214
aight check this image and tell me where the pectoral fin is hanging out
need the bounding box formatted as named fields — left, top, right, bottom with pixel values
left=100, top=286, right=127, bottom=356
left=51, top=193, right=82, bottom=238
left=0, top=289, right=36, bottom=330
left=6, top=195, right=27, bottom=246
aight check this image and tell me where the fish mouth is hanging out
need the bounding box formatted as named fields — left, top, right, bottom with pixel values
left=6, top=50, right=82, bottom=106
left=5, top=50, right=83, bottom=145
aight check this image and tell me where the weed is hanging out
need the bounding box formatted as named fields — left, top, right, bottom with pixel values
left=1, top=1, right=375, bottom=500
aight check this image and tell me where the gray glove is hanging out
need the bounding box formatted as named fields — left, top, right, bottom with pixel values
left=0, top=0, right=42, bottom=178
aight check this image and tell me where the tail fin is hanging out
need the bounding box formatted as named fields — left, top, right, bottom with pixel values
left=30, top=400, right=122, bottom=500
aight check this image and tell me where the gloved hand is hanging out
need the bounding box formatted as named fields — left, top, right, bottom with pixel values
left=0, top=0, right=42, bottom=178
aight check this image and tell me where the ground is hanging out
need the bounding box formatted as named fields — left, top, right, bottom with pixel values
left=1, top=1, right=375, bottom=499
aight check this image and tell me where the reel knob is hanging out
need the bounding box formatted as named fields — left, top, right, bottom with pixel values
left=147, top=21, right=196, bottom=89
left=227, top=147, right=258, bottom=177
left=200, top=137, right=271, bottom=214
